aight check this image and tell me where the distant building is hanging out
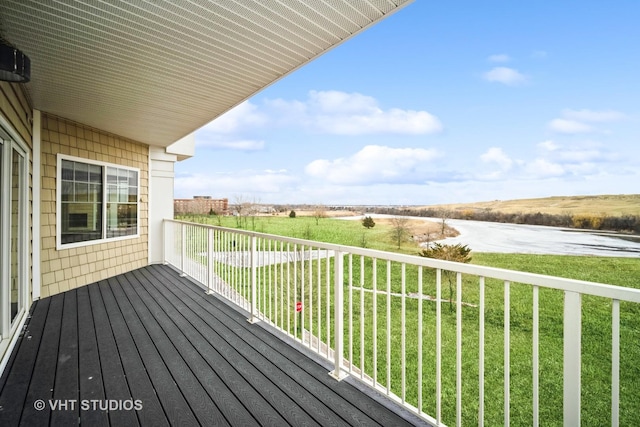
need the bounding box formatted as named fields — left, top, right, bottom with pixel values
left=174, top=196, right=229, bottom=215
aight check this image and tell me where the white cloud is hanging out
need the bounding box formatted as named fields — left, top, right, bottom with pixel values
left=561, top=109, right=627, bottom=123
left=537, top=140, right=559, bottom=151
left=305, top=145, right=441, bottom=185
left=309, top=90, right=378, bottom=114
left=196, top=138, right=265, bottom=151
left=483, top=67, right=527, bottom=86
left=523, top=159, right=565, bottom=178
left=487, top=54, right=510, bottom=63
left=480, top=147, right=513, bottom=170
left=175, top=169, right=297, bottom=197
left=547, top=109, right=627, bottom=135
left=548, top=119, right=593, bottom=134
left=266, top=90, right=443, bottom=135
left=201, top=101, right=267, bottom=134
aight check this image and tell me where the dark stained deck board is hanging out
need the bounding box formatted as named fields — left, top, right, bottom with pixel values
left=96, top=281, right=168, bottom=427
left=118, top=272, right=274, bottom=426
left=127, top=268, right=319, bottom=426
left=20, top=294, right=64, bottom=426
left=49, top=290, right=79, bottom=427
left=110, top=274, right=231, bottom=427
left=143, top=264, right=417, bottom=427
left=77, top=286, right=110, bottom=427
left=138, top=266, right=374, bottom=426
left=103, top=275, right=200, bottom=426
left=0, top=265, right=427, bottom=427
left=0, top=297, right=50, bottom=425
left=87, top=283, right=140, bottom=427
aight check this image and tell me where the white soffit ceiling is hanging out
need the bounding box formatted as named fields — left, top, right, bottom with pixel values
left=0, top=0, right=412, bottom=147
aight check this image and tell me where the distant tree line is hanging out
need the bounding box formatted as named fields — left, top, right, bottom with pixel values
left=369, top=207, right=640, bottom=234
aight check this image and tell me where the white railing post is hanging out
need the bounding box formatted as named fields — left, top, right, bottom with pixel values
left=563, top=291, right=581, bottom=426
left=162, top=219, right=168, bottom=265
left=248, top=235, right=259, bottom=324
left=180, top=223, right=186, bottom=277
left=206, top=228, right=214, bottom=294
left=330, top=250, right=347, bottom=380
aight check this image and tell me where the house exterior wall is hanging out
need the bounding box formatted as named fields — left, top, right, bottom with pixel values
left=39, top=113, right=149, bottom=297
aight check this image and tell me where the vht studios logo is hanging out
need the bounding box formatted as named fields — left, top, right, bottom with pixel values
left=33, top=399, right=143, bottom=411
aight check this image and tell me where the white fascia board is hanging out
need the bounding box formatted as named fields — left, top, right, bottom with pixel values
left=165, top=133, right=195, bottom=161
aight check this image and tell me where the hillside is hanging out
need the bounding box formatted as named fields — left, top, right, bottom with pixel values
left=418, top=194, right=640, bottom=217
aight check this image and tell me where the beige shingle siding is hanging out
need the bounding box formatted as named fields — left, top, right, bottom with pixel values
left=40, top=113, right=149, bottom=297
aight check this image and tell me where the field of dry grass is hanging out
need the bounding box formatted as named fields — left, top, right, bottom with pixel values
left=418, top=194, right=640, bottom=216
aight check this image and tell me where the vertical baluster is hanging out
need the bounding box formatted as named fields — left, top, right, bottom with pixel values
left=612, top=299, right=620, bottom=427
left=401, top=263, right=406, bottom=403
left=436, top=268, right=442, bottom=424
left=533, top=285, right=539, bottom=427
left=418, top=266, right=423, bottom=415
left=563, top=291, right=581, bottom=426
left=326, top=249, right=331, bottom=359
left=386, top=260, right=391, bottom=395
left=504, top=281, right=510, bottom=427
left=479, top=277, right=485, bottom=427
left=360, top=255, right=365, bottom=382
left=330, top=250, right=345, bottom=380
left=373, top=258, right=378, bottom=388
left=456, top=272, right=463, bottom=427
left=248, top=235, right=258, bottom=324
left=348, top=254, right=353, bottom=375
left=316, top=246, right=321, bottom=353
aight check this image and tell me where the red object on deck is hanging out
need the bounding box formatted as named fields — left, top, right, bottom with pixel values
left=296, top=301, right=302, bottom=312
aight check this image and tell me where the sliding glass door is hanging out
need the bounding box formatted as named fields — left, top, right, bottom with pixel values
left=0, top=127, right=28, bottom=342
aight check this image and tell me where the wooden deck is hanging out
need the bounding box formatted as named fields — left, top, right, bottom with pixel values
left=0, top=265, right=427, bottom=426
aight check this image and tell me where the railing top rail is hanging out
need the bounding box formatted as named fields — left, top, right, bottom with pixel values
left=165, top=219, right=640, bottom=302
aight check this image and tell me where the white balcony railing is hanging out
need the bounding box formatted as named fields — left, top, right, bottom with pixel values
left=163, top=219, right=640, bottom=427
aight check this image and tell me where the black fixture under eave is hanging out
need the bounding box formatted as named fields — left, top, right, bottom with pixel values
left=0, top=42, right=30, bottom=83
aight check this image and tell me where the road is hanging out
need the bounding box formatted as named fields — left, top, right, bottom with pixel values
left=340, top=214, right=640, bottom=258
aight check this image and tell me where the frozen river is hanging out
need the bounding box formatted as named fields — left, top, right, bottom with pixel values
left=340, top=214, right=640, bottom=258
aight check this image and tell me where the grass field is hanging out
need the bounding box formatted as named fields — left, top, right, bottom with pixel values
left=177, top=214, right=640, bottom=426
left=417, top=193, right=640, bottom=216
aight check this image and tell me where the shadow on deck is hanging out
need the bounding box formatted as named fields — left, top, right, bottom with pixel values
left=0, top=264, right=427, bottom=426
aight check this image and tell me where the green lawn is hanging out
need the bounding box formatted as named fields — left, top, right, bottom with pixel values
left=177, top=214, right=640, bottom=426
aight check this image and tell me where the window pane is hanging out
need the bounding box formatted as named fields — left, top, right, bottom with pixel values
left=128, top=170, right=138, bottom=186
left=89, top=164, right=102, bottom=183
left=128, top=185, right=138, bottom=202
left=106, top=203, right=137, bottom=238
left=61, top=202, right=102, bottom=244
left=119, top=185, right=128, bottom=203
left=75, top=162, right=88, bottom=182
left=60, top=159, right=103, bottom=244
left=61, top=160, right=74, bottom=180
left=75, top=182, right=88, bottom=202
left=107, top=184, right=118, bottom=202
left=61, top=181, right=73, bottom=202
left=107, top=167, right=117, bottom=183
left=89, top=183, right=101, bottom=203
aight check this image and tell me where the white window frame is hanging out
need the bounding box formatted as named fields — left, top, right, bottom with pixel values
left=56, top=154, right=140, bottom=250
left=0, top=118, right=30, bottom=348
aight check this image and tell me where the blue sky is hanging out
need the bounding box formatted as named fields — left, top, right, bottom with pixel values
left=175, top=1, right=640, bottom=205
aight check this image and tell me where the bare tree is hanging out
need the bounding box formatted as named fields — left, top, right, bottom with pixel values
left=232, top=195, right=245, bottom=227
left=388, top=216, right=411, bottom=249
left=247, top=197, right=261, bottom=230
left=312, top=204, right=327, bottom=225
left=438, top=209, right=451, bottom=238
